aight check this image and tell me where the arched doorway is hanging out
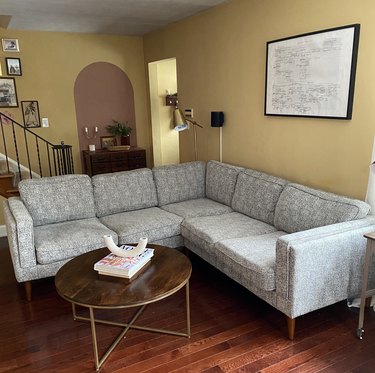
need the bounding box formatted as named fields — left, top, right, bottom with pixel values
left=74, top=62, right=136, bottom=170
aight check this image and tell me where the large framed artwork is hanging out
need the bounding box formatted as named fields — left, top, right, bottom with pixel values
left=265, top=24, right=360, bottom=119
left=0, top=77, right=18, bottom=108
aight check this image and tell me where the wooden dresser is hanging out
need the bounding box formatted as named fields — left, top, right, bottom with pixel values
left=83, top=147, right=146, bottom=176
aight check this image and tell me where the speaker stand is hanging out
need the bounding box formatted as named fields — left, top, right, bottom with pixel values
left=219, top=127, right=223, bottom=162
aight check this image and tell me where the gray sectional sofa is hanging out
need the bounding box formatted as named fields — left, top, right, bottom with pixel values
left=4, top=160, right=375, bottom=339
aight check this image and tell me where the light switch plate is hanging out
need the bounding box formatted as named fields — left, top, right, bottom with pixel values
left=42, top=117, right=49, bottom=127
left=184, top=108, right=193, bottom=118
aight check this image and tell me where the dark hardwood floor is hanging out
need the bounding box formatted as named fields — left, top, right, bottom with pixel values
left=0, top=237, right=374, bottom=372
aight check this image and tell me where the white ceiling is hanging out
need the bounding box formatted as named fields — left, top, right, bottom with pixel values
left=0, top=0, right=228, bottom=36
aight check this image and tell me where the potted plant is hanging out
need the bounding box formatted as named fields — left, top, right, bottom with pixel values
left=106, top=120, right=132, bottom=145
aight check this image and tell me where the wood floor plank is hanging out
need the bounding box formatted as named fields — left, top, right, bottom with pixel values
left=1, top=240, right=374, bottom=373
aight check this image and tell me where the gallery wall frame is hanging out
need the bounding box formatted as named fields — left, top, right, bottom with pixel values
left=265, top=24, right=360, bottom=120
left=6, top=57, right=22, bottom=76
left=2, top=38, right=20, bottom=52
left=0, top=77, right=18, bottom=108
left=21, top=101, right=41, bottom=128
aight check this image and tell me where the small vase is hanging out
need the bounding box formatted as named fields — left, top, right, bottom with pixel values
left=120, top=136, right=130, bottom=146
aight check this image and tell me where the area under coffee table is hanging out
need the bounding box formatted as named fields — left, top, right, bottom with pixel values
left=55, top=244, right=192, bottom=370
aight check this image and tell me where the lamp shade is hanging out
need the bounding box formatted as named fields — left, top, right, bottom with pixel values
left=173, top=108, right=188, bottom=131
left=211, top=111, right=224, bottom=127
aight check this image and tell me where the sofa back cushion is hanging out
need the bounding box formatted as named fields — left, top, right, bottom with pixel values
left=153, top=161, right=206, bottom=206
left=19, top=174, right=96, bottom=226
left=232, top=169, right=288, bottom=225
left=92, top=168, right=158, bottom=217
left=206, top=160, right=244, bottom=206
left=274, top=183, right=371, bottom=233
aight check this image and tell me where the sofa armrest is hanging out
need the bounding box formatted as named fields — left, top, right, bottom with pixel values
left=5, top=197, right=36, bottom=269
left=275, top=216, right=375, bottom=318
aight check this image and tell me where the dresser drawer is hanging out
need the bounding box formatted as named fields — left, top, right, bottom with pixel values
left=128, top=158, right=147, bottom=169
left=128, top=150, right=146, bottom=160
left=91, top=153, right=111, bottom=163
left=110, top=152, right=127, bottom=161
left=83, top=148, right=146, bottom=176
left=92, top=163, right=111, bottom=173
left=111, top=162, right=129, bottom=172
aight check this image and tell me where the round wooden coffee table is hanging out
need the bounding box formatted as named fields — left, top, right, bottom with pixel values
left=55, top=244, right=192, bottom=370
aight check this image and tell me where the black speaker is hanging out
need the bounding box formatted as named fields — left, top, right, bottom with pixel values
left=211, top=111, right=224, bottom=127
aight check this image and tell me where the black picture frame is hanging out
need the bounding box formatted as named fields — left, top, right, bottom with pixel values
left=265, top=24, right=360, bottom=120
left=0, top=77, right=18, bottom=108
left=21, top=101, right=41, bottom=128
left=6, top=57, right=22, bottom=76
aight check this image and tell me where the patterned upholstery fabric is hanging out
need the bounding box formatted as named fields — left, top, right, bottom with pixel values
left=34, top=218, right=118, bottom=264
left=184, top=238, right=278, bottom=309
left=275, top=217, right=375, bottom=318
left=92, top=168, right=158, bottom=217
left=274, top=183, right=371, bottom=233
left=19, top=174, right=96, bottom=226
left=232, top=169, right=288, bottom=225
left=206, top=160, right=244, bottom=206
left=181, top=212, right=276, bottom=251
left=161, top=198, right=232, bottom=218
left=215, top=231, right=286, bottom=291
left=7, top=197, right=35, bottom=268
left=5, top=160, right=375, bottom=325
left=99, top=207, right=183, bottom=244
left=153, top=235, right=184, bottom=248
left=153, top=161, right=206, bottom=206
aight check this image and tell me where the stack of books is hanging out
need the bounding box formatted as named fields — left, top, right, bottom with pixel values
left=94, top=246, right=154, bottom=280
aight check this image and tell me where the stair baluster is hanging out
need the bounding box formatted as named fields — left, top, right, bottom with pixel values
left=0, top=112, right=75, bottom=198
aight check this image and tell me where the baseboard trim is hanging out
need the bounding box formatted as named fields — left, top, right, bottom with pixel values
left=0, top=225, right=7, bottom=237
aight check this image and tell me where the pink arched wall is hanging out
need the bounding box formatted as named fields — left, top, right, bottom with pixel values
left=74, top=62, right=136, bottom=168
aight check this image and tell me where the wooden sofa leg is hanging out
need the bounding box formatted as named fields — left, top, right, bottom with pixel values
left=24, top=281, right=32, bottom=302
left=287, top=316, right=295, bottom=340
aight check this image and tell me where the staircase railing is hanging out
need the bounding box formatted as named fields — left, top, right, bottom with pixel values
left=0, top=112, right=74, bottom=180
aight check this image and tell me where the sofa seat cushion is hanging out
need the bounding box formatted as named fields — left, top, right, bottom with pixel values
left=92, top=168, right=158, bottom=217
left=19, top=174, right=96, bottom=226
left=274, top=183, right=371, bottom=233
left=232, top=169, right=288, bottom=225
left=206, top=161, right=244, bottom=206
left=214, top=231, right=286, bottom=291
left=153, top=161, right=206, bottom=206
left=99, top=207, right=183, bottom=244
left=161, top=198, right=232, bottom=218
left=181, top=212, right=277, bottom=251
left=34, top=218, right=117, bottom=265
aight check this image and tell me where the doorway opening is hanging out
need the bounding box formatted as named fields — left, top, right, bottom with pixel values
left=148, top=58, right=179, bottom=167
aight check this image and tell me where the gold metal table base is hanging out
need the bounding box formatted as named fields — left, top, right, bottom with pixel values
left=71, top=281, right=190, bottom=370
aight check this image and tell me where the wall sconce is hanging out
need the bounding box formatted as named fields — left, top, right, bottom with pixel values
left=173, top=108, right=203, bottom=161
left=84, top=126, right=98, bottom=139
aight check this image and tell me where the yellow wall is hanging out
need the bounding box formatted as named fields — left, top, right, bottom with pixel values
left=0, top=28, right=150, bottom=225
left=144, top=0, right=375, bottom=200
left=0, top=28, right=150, bottom=170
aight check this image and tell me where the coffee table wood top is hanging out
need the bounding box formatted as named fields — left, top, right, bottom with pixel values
left=55, top=244, right=191, bottom=309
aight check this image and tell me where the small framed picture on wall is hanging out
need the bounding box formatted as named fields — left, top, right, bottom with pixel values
left=0, top=77, right=18, bottom=107
left=21, top=101, right=41, bottom=128
left=2, top=38, right=20, bottom=52
left=6, top=58, right=22, bottom=76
